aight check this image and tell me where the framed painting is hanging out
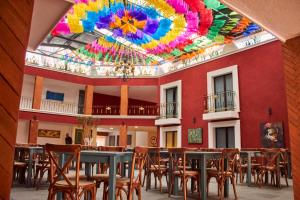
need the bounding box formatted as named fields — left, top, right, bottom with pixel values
left=188, top=128, right=203, bottom=144
left=38, top=129, right=61, bottom=138
left=260, top=121, right=284, bottom=148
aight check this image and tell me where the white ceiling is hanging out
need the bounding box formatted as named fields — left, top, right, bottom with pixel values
left=94, top=86, right=158, bottom=103
left=44, top=77, right=85, bottom=90
left=28, top=0, right=74, bottom=50
left=221, top=0, right=300, bottom=42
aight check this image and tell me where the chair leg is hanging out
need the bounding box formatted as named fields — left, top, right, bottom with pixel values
left=183, top=177, right=187, bottom=200
left=33, top=167, right=40, bottom=187
left=231, top=177, right=238, bottom=199
left=158, top=174, right=163, bottom=192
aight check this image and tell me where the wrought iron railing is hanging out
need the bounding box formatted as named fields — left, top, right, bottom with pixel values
left=159, top=102, right=178, bottom=118
left=128, top=105, right=159, bottom=116
left=92, top=105, right=120, bottom=115
left=203, top=91, right=236, bottom=113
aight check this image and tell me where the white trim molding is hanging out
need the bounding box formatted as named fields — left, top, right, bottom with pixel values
left=155, top=80, right=182, bottom=125
left=203, top=65, right=240, bottom=120
left=159, top=126, right=182, bottom=147
left=208, top=120, right=241, bottom=148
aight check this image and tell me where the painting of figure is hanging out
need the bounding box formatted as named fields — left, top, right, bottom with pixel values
left=260, top=122, right=284, bottom=148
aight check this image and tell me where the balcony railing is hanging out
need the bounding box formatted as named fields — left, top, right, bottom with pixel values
left=20, top=96, right=159, bottom=116
left=20, top=97, right=80, bottom=114
left=92, top=105, right=120, bottom=115
left=20, top=96, right=33, bottom=110
left=204, top=91, right=236, bottom=113
left=159, top=102, right=178, bottom=118
left=128, top=105, right=159, bottom=116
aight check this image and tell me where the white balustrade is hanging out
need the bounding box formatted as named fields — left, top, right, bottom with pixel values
left=20, top=97, right=79, bottom=114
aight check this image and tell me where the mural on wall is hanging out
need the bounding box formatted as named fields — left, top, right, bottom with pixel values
left=188, top=128, right=203, bottom=144
left=38, top=129, right=61, bottom=138
left=260, top=122, right=284, bottom=148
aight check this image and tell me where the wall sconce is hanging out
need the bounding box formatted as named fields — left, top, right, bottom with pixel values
left=268, top=107, right=272, bottom=116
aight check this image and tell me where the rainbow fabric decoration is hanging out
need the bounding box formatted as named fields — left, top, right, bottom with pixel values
left=52, top=0, right=262, bottom=65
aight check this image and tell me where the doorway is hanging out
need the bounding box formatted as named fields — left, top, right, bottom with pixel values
left=215, top=127, right=235, bottom=148
left=165, top=131, right=177, bottom=148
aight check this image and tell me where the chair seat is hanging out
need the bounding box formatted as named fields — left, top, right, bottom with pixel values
left=116, top=177, right=140, bottom=187
left=55, top=179, right=95, bottom=188
left=92, top=173, right=121, bottom=181
left=14, top=161, right=27, bottom=168
left=207, top=168, right=234, bottom=177
left=174, top=170, right=199, bottom=177
left=241, top=163, right=261, bottom=168
left=149, top=165, right=168, bottom=171
left=67, top=175, right=88, bottom=181
left=36, top=163, right=50, bottom=169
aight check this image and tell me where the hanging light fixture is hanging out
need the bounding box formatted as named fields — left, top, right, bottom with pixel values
left=115, top=59, right=135, bottom=81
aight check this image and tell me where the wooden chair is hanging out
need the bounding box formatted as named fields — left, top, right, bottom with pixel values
left=112, top=146, right=148, bottom=200
left=92, top=146, right=125, bottom=199
left=143, top=147, right=168, bottom=192
left=238, top=156, right=262, bottom=184
left=207, top=148, right=239, bottom=200
left=13, top=161, right=28, bottom=184
left=256, top=148, right=282, bottom=188
left=279, top=148, right=289, bottom=187
left=168, top=148, right=200, bottom=200
left=45, top=144, right=96, bottom=200
left=34, top=146, right=50, bottom=190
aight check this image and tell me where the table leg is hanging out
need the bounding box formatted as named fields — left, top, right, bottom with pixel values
left=85, top=163, right=91, bottom=178
left=200, top=155, right=207, bottom=200
left=247, top=153, right=252, bottom=186
left=224, top=158, right=229, bottom=198
left=108, top=156, right=117, bottom=200
left=26, top=150, right=33, bottom=187
left=57, top=153, right=65, bottom=200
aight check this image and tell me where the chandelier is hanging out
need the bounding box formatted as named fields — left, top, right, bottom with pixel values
left=115, top=60, right=135, bottom=81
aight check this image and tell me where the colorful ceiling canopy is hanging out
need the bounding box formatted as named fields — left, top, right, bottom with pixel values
left=51, top=0, right=262, bottom=66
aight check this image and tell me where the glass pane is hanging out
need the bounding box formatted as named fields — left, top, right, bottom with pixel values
left=166, top=87, right=177, bottom=118
left=109, top=136, right=115, bottom=146
left=227, top=127, right=235, bottom=148
left=216, top=128, right=227, bottom=148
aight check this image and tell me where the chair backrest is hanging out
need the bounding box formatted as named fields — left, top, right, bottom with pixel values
left=99, top=146, right=125, bottom=152
left=260, top=148, right=281, bottom=166
left=129, top=147, right=148, bottom=187
left=220, top=148, right=240, bottom=174
left=45, top=144, right=81, bottom=190
left=147, top=147, right=162, bottom=170
left=168, top=148, right=187, bottom=176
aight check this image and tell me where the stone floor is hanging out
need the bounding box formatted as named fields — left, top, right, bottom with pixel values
left=11, top=174, right=294, bottom=200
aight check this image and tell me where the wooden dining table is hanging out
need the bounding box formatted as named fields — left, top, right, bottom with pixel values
left=240, top=149, right=261, bottom=186
left=157, top=150, right=225, bottom=200
left=57, top=150, right=133, bottom=200
left=14, top=146, right=43, bottom=187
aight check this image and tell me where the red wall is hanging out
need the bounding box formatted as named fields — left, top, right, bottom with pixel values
left=93, top=93, right=157, bottom=107
left=159, top=41, right=289, bottom=148
left=23, top=41, right=289, bottom=148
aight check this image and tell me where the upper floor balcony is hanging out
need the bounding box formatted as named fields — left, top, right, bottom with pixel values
left=202, top=90, right=239, bottom=121
left=155, top=102, right=180, bottom=125
left=20, top=96, right=159, bottom=117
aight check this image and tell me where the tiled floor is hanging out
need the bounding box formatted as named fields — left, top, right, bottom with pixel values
left=11, top=174, right=294, bottom=200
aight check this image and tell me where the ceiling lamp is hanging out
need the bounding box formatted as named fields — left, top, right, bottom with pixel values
left=115, top=59, right=135, bottom=81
